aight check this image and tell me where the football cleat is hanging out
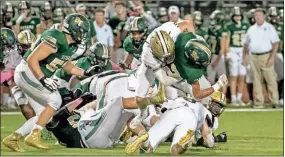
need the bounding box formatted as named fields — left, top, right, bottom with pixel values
left=177, top=129, right=195, bottom=149
left=2, top=132, right=25, bottom=152
left=24, top=128, right=49, bottom=150
left=125, top=131, right=149, bottom=154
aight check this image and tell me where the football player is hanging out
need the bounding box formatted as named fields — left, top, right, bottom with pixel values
left=1, top=2, right=15, bottom=29
left=11, top=30, right=37, bottom=120
left=192, top=11, right=208, bottom=40
left=207, top=10, right=228, bottom=94
left=121, top=17, right=148, bottom=69
left=224, top=7, right=250, bottom=106
left=53, top=8, right=66, bottom=23
left=125, top=90, right=227, bottom=155
left=12, top=1, right=41, bottom=35
left=52, top=42, right=113, bottom=99
left=2, top=13, right=99, bottom=151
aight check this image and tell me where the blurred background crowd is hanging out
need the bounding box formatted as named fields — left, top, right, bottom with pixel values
left=0, top=0, right=284, bottom=109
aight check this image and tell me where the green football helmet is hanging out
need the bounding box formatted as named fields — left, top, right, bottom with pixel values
left=62, top=13, right=90, bottom=44
left=192, top=11, right=203, bottom=26
left=40, top=1, right=53, bottom=20
left=129, top=17, right=148, bottom=45
left=89, top=42, right=110, bottom=67
left=1, top=28, right=17, bottom=49
left=18, top=1, right=31, bottom=15
left=54, top=8, right=66, bottom=22
left=210, top=10, right=225, bottom=26
left=184, top=38, right=212, bottom=68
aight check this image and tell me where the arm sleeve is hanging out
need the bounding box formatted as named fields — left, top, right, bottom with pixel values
left=153, top=68, right=179, bottom=86
left=135, top=63, right=155, bottom=97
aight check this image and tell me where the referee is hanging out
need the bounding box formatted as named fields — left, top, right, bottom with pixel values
left=242, top=8, right=280, bottom=108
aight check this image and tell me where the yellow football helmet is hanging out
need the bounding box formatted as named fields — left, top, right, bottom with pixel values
left=208, top=91, right=227, bottom=117
left=150, top=30, right=175, bottom=64
left=17, top=30, right=36, bottom=52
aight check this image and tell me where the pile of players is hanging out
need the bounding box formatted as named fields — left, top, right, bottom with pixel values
left=5, top=3, right=277, bottom=156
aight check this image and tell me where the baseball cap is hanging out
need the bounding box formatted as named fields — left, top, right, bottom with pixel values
left=168, top=6, right=180, bottom=14
left=76, top=4, right=86, bottom=11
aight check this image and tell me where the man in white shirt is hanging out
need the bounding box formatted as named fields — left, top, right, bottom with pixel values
left=168, top=6, right=183, bottom=23
left=242, top=8, right=279, bottom=108
left=94, top=8, right=114, bottom=59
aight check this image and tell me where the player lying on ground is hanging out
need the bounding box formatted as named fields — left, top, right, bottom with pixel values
left=125, top=91, right=227, bottom=155
left=47, top=70, right=164, bottom=148
left=2, top=13, right=103, bottom=151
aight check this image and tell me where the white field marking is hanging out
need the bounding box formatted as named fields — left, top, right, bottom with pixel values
left=0, top=108, right=283, bottom=115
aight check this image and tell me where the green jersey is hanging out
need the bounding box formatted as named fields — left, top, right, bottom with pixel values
left=174, top=32, right=206, bottom=84
left=54, top=57, right=93, bottom=82
left=196, top=26, right=208, bottom=41
left=224, top=22, right=250, bottom=47
left=207, top=26, right=228, bottom=55
left=87, top=19, right=96, bottom=46
left=273, top=22, right=284, bottom=52
left=123, top=36, right=143, bottom=60
left=23, top=29, right=73, bottom=77
left=13, top=17, right=41, bottom=35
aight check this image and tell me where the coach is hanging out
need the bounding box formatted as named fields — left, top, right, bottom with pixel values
left=242, top=8, right=279, bottom=108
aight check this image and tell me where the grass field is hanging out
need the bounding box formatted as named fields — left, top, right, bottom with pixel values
left=1, top=110, right=284, bottom=156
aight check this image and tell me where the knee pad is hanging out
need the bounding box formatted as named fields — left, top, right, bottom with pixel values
left=11, top=86, right=28, bottom=105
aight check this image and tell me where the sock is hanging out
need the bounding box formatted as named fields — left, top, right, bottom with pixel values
left=231, top=95, right=237, bottom=103
left=15, top=116, right=38, bottom=136
left=237, top=93, right=243, bottom=101
left=33, top=124, right=43, bottom=131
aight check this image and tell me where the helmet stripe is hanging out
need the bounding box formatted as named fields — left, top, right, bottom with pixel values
left=103, top=44, right=109, bottom=58
left=155, top=31, right=168, bottom=55
left=190, top=41, right=211, bottom=58
left=132, top=18, right=138, bottom=30
left=26, top=31, right=31, bottom=43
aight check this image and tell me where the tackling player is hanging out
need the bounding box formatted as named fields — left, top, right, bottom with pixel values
left=2, top=13, right=99, bottom=151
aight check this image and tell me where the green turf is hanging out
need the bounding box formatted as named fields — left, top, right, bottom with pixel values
left=1, top=111, right=283, bottom=156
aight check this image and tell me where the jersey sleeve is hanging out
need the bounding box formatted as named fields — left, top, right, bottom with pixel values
left=89, top=20, right=96, bottom=37
left=123, top=37, right=133, bottom=54
left=41, top=30, right=62, bottom=50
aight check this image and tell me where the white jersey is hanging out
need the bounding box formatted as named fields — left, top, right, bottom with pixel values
left=146, top=22, right=182, bottom=44
left=3, top=47, right=22, bottom=71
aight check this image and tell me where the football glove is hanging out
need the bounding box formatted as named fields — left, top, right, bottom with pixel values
left=39, top=76, right=59, bottom=92
left=84, top=65, right=103, bottom=77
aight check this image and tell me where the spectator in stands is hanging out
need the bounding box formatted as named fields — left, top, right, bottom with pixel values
left=94, top=8, right=114, bottom=59
left=242, top=8, right=280, bottom=108
left=104, top=0, right=117, bottom=22
left=76, top=4, right=97, bottom=46
left=109, top=2, right=128, bottom=63
left=13, top=1, right=40, bottom=35
left=168, top=5, right=182, bottom=23
left=157, top=7, right=169, bottom=25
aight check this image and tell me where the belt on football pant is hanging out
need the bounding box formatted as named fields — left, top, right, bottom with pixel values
left=251, top=51, right=271, bottom=55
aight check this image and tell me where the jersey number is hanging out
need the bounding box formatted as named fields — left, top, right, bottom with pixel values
left=232, top=33, right=245, bottom=47
left=46, top=58, right=65, bottom=72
